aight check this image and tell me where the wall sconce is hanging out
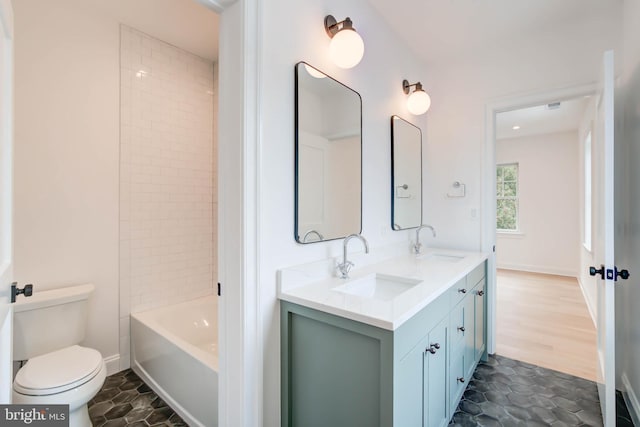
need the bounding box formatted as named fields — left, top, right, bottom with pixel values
left=403, top=80, right=431, bottom=115
left=324, top=15, right=365, bottom=69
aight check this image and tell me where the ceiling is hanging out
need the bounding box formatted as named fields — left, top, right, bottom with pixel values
left=82, top=0, right=219, bottom=61
left=367, top=0, right=621, bottom=67
left=496, top=97, right=590, bottom=140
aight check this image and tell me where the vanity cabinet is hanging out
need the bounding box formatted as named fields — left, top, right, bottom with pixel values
left=281, top=260, right=487, bottom=427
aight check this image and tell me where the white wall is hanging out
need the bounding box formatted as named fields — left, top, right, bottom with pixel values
left=257, top=1, right=430, bottom=424
left=119, top=26, right=215, bottom=370
left=616, top=0, right=640, bottom=421
left=424, top=8, right=623, bottom=251
left=13, top=0, right=120, bottom=370
left=496, top=131, right=580, bottom=276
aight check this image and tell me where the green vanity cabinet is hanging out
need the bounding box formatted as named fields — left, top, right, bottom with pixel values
left=280, top=260, right=487, bottom=427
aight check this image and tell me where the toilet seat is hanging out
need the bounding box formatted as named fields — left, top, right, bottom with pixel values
left=14, top=345, right=103, bottom=396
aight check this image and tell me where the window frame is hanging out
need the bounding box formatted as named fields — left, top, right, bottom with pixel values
left=496, top=162, right=520, bottom=232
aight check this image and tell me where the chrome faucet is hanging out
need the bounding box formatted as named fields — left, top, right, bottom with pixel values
left=414, top=224, right=436, bottom=254
left=337, top=234, right=369, bottom=279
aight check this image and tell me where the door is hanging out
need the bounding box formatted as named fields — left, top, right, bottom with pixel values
left=0, top=0, right=14, bottom=404
left=593, top=50, right=616, bottom=427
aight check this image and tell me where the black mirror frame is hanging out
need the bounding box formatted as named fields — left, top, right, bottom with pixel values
left=390, top=115, right=423, bottom=231
left=294, top=61, right=363, bottom=244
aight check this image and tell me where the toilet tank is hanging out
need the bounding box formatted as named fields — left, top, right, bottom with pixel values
left=13, top=283, right=94, bottom=361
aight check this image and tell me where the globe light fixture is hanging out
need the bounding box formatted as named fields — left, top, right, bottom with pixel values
left=324, top=15, right=365, bottom=69
left=403, top=80, right=431, bottom=115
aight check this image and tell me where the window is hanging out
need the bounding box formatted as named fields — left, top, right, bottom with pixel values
left=496, top=163, right=519, bottom=231
left=584, top=132, right=592, bottom=251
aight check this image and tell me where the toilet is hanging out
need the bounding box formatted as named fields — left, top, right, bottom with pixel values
left=12, top=284, right=106, bottom=427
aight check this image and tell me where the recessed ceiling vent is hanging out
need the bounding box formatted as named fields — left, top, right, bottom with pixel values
left=546, top=102, right=561, bottom=110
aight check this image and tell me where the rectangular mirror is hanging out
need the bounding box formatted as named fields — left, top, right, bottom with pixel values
left=295, top=62, right=362, bottom=244
left=391, top=115, right=422, bottom=230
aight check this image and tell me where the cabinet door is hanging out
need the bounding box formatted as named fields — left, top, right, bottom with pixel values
left=424, top=318, right=448, bottom=427
left=449, top=352, right=466, bottom=416
left=474, top=279, right=487, bottom=362
left=463, top=294, right=475, bottom=380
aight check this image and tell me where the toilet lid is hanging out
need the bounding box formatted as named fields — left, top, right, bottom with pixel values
left=14, top=345, right=103, bottom=396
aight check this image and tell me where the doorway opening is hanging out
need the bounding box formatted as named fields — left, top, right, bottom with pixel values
left=493, top=97, right=598, bottom=381
left=11, top=0, right=223, bottom=425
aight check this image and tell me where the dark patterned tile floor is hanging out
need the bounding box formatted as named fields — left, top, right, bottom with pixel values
left=93, top=357, right=635, bottom=427
left=89, top=369, right=186, bottom=427
left=449, top=354, right=634, bottom=427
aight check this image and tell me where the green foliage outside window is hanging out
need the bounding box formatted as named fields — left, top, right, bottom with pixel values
left=496, top=164, right=518, bottom=231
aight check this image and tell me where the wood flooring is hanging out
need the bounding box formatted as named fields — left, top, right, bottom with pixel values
left=495, top=269, right=598, bottom=381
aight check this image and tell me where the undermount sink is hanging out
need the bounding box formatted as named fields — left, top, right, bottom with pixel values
left=332, top=273, right=422, bottom=300
left=418, top=253, right=465, bottom=263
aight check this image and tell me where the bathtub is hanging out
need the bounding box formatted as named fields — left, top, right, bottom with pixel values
left=131, top=296, right=218, bottom=427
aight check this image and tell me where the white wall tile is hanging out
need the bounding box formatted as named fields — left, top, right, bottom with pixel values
left=119, top=26, right=217, bottom=353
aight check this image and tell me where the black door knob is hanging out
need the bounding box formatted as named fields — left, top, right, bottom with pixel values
left=617, top=269, right=630, bottom=280
left=589, top=265, right=605, bottom=280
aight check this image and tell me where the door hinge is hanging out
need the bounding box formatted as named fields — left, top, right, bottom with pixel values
left=217, top=282, right=221, bottom=296
left=589, top=265, right=630, bottom=281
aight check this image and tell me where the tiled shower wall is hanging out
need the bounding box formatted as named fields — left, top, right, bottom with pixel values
left=119, top=26, right=216, bottom=370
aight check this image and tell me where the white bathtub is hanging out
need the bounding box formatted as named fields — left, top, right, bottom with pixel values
left=131, top=296, right=218, bottom=427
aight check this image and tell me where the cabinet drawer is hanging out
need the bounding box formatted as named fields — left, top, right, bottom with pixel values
left=449, top=277, right=468, bottom=307
left=467, top=261, right=486, bottom=288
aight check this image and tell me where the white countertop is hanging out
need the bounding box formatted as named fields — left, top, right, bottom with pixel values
left=278, top=247, right=488, bottom=331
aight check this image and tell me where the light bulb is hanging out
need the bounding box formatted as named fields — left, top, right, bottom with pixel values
left=329, top=29, right=364, bottom=69
left=407, top=89, right=431, bottom=115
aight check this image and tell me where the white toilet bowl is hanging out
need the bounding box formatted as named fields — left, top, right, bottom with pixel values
left=13, top=345, right=107, bottom=427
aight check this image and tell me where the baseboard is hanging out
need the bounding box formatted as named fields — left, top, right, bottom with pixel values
left=104, top=354, right=121, bottom=376
left=576, top=276, right=597, bottom=327
left=622, top=373, right=640, bottom=427
left=497, top=263, right=577, bottom=278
